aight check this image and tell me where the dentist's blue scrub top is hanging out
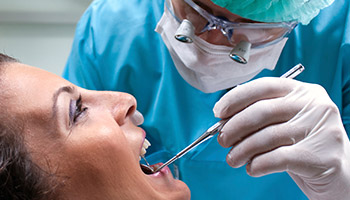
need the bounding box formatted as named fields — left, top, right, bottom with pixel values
left=63, top=0, right=350, bottom=199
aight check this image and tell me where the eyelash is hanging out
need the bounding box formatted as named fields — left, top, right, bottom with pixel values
left=70, top=95, right=88, bottom=125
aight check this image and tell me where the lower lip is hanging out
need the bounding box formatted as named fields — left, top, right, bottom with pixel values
left=148, top=163, right=170, bottom=177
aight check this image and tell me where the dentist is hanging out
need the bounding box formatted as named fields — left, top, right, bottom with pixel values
left=64, top=0, right=350, bottom=199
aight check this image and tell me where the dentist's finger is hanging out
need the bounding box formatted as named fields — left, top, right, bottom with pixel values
left=214, top=77, right=295, bottom=119
left=246, top=145, right=325, bottom=178
left=226, top=122, right=306, bottom=168
left=218, top=96, right=299, bottom=148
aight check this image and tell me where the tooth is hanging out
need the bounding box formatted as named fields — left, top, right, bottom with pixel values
left=141, top=147, right=146, bottom=156
left=145, top=139, right=151, bottom=147
left=140, top=139, right=151, bottom=157
left=143, top=139, right=151, bottom=149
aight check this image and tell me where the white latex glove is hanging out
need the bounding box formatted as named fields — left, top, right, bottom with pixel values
left=213, top=77, right=350, bottom=200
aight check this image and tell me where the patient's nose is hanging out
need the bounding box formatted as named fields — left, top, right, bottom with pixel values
left=104, top=92, right=137, bottom=125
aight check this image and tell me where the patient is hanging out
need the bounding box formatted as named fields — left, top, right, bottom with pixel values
left=0, top=53, right=191, bottom=200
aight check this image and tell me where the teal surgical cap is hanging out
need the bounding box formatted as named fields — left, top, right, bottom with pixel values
left=211, top=0, right=335, bottom=25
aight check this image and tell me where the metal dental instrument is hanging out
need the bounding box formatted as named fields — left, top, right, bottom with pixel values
left=280, top=63, right=305, bottom=79
left=141, top=155, right=151, bottom=167
left=153, top=118, right=229, bottom=173
left=153, top=64, right=305, bottom=173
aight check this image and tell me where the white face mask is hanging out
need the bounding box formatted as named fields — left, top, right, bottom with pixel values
left=155, top=6, right=288, bottom=93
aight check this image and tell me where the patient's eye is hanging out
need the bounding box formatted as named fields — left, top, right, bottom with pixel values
left=69, top=95, right=88, bottom=125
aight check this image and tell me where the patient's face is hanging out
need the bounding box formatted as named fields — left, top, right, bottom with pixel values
left=2, top=63, right=190, bottom=200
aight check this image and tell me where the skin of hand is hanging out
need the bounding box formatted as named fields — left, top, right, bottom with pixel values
left=213, top=77, right=350, bottom=200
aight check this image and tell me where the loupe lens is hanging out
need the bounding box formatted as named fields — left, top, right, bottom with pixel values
left=229, top=41, right=251, bottom=64
left=174, top=19, right=194, bottom=43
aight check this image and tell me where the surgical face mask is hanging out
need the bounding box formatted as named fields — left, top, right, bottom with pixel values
left=155, top=4, right=288, bottom=93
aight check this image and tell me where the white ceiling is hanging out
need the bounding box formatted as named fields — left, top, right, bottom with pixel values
left=0, top=0, right=93, bottom=24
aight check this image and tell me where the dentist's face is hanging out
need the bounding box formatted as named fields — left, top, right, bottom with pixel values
left=2, top=63, right=190, bottom=200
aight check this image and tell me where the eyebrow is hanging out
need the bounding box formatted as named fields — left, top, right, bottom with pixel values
left=51, top=86, right=76, bottom=120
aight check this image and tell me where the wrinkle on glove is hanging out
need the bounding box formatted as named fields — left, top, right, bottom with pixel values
left=211, top=0, right=335, bottom=25
left=213, top=77, right=350, bottom=200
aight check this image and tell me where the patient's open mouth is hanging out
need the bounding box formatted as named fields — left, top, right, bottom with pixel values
left=139, top=139, right=155, bottom=174
left=139, top=139, right=168, bottom=175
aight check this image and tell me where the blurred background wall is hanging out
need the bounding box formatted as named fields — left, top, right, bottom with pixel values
left=0, top=0, right=92, bottom=75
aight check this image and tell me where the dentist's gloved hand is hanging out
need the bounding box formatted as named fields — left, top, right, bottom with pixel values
left=213, top=77, right=350, bottom=200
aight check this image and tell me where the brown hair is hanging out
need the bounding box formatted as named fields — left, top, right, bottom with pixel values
left=0, top=53, right=18, bottom=64
left=0, top=53, right=57, bottom=200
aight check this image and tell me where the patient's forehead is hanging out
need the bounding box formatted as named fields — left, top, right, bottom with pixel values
left=2, top=63, right=69, bottom=98
left=1, top=63, right=69, bottom=125
left=2, top=63, right=52, bottom=103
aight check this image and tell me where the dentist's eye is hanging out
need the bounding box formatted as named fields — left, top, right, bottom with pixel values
left=69, top=95, right=88, bottom=125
